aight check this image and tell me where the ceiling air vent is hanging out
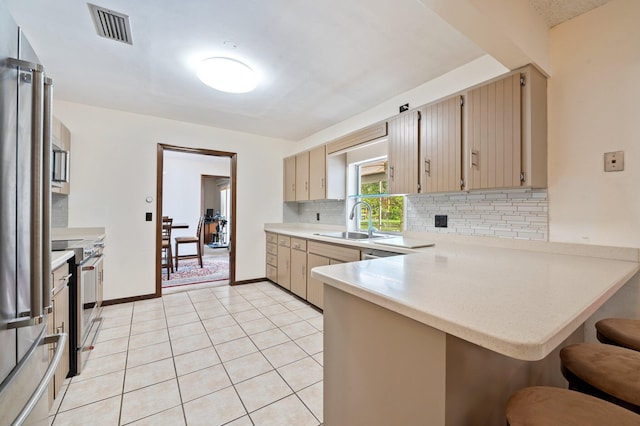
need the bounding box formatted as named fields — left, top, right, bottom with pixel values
left=88, top=3, right=133, bottom=45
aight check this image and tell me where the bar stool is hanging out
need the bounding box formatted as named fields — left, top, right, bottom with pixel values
left=560, top=343, right=640, bottom=413
left=596, top=318, right=640, bottom=351
left=506, top=386, right=640, bottom=425
left=161, top=217, right=174, bottom=278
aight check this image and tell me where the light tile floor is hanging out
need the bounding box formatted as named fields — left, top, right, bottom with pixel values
left=49, top=281, right=324, bottom=426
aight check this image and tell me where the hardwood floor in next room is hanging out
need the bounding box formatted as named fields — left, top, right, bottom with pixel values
left=48, top=281, right=324, bottom=425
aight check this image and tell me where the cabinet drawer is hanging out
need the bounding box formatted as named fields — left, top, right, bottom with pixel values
left=52, top=262, right=70, bottom=295
left=291, top=238, right=306, bottom=251
left=266, top=243, right=278, bottom=256
left=266, top=264, right=277, bottom=281
left=308, top=241, right=360, bottom=263
left=278, top=235, right=291, bottom=247
left=266, top=253, right=278, bottom=267
left=266, top=232, right=278, bottom=244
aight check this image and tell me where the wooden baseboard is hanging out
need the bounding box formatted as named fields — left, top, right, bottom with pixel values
left=232, top=277, right=268, bottom=286
left=102, top=293, right=158, bottom=306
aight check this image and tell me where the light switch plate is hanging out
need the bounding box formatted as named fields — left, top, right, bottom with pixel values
left=604, top=151, right=624, bottom=172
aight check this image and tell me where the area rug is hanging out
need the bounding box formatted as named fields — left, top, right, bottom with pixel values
left=162, top=256, right=229, bottom=288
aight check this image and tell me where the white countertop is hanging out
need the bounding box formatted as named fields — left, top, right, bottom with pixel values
left=266, top=224, right=640, bottom=361
left=264, top=223, right=426, bottom=254
left=52, top=227, right=106, bottom=241
left=311, top=241, right=639, bottom=361
left=51, top=250, right=74, bottom=271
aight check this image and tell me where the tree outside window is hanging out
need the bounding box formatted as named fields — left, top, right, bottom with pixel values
left=356, top=159, right=404, bottom=233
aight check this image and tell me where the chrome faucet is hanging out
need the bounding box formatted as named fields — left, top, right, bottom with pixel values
left=349, top=201, right=375, bottom=238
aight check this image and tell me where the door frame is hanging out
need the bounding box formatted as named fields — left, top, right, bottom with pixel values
left=156, top=144, right=237, bottom=296
left=200, top=174, right=230, bottom=246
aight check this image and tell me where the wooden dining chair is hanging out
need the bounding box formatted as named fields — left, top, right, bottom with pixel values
left=161, top=216, right=174, bottom=278
left=174, top=216, right=204, bottom=270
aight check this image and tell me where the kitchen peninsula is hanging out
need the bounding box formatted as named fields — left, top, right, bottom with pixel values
left=309, top=236, right=640, bottom=425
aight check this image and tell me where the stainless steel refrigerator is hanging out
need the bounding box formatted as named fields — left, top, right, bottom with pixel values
left=0, top=2, right=66, bottom=424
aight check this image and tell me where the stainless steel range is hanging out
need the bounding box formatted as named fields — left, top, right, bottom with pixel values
left=51, top=238, right=104, bottom=375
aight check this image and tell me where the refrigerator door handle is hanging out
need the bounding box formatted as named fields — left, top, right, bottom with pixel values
left=42, top=76, right=53, bottom=314
left=12, top=333, right=67, bottom=426
left=6, top=57, right=44, bottom=73
left=29, top=59, right=45, bottom=325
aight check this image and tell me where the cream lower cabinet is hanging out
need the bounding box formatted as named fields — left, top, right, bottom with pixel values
left=307, top=254, right=330, bottom=309
left=290, top=238, right=307, bottom=299
left=266, top=232, right=278, bottom=282
left=276, top=235, right=291, bottom=290
left=306, top=241, right=360, bottom=310
left=48, top=262, right=71, bottom=408
left=266, top=233, right=361, bottom=310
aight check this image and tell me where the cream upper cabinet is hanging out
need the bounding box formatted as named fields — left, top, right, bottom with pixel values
left=420, top=96, right=462, bottom=193
left=388, top=109, right=420, bottom=195
left=295, top=151, right=310, bottom=201
left=308, top=145, right=326, bottom=200
left=284, top=145, right=346, bottom=202
left=51, top=117, right=71, bottom=195
left=283, top=156, right=296, bottom=202
left=465, top=73, right=522, bottom=190
left=464, top=65, right=547, bottom=190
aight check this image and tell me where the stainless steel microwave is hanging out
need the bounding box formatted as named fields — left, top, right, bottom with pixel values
left=52, top=146, right=69, bottom=182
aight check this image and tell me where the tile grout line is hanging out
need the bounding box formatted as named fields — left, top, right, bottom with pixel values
left=50, top=282, right=323, bottom=425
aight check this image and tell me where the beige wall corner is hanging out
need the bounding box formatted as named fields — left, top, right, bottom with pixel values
left=418, top=0, right=551, bottom=75
left=547, top=0, right=640, bottom=247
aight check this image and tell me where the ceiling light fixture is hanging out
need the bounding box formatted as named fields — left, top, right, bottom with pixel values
left=197, top=57, right=257, bottom=93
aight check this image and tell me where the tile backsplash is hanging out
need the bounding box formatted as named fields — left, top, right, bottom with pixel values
left=284, top=189, right=549, bottom=241
left=406, top=189, right=548, bottom=240
left=52, top=193, right=69, bottom=228
left=283, top=200, right=345, bottom=226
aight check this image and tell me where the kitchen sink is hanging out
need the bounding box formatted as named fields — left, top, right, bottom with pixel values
left=315, top=231, right=388, bottom=240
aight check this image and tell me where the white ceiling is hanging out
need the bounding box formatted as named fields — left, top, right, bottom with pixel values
left=529, top=0, right=612, bottom=27
left=5, top=0, right=611, bottom=141
left=6, top=0, right=484, bottom=141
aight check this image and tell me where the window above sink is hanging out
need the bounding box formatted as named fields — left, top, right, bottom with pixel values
left=352, top=158, right=404, bottom=233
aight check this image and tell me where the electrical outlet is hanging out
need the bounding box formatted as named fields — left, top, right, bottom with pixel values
left=399, top=103, right=409, bottom=113
left=435, top=215, right=447, bottom=228
left=604, top=151, right=624, bottom=172
left=145, top=212, right=152, bottom=221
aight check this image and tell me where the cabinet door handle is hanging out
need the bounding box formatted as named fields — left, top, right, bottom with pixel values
left=320, top=177, right=324, bottom=189
left=302, top=265, right=306, bottom=276
left=425, top=159, right=431, bottom=176
left=470, top=150, right=479, bottom=168
left=389, top=166, right=395, bottom=180
left=305, top=181, right=308, bottom=191
left=292, top=183, right=295, bottom=193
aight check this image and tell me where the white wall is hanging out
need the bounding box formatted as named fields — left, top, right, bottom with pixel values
left=547, top=0, right=640, bottom=248
left=162, top=151, right=229, bottom=254
left=56, top=101, right=292, bottom=301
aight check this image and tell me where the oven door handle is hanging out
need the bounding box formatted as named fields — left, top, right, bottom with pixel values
left=81, top=254, right=104, bottom=270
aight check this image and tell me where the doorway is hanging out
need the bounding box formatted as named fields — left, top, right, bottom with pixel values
left=155, top=144, right=237, bottom=297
